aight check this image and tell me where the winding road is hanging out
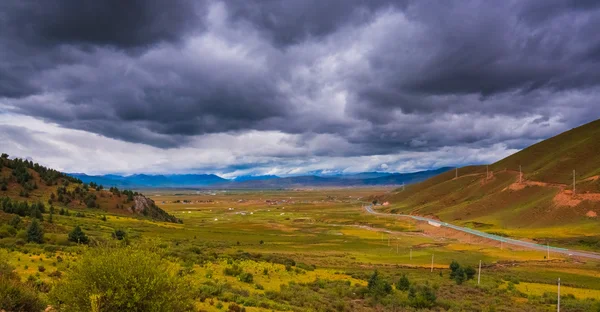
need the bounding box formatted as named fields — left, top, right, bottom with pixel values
left=364, top=205, right=600, bottom=261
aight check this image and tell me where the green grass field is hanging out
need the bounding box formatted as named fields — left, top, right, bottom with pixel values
left=2, top=187, right=599, bottom=311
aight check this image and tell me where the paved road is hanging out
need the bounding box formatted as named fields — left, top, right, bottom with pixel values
left=364, top=205, right=600, bottom=261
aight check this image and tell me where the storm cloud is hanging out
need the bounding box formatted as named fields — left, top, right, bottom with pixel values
left=1, top=0, right=599, bottom=175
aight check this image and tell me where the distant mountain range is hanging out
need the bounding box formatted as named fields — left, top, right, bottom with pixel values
left=69, top=167, right=452, bottom=189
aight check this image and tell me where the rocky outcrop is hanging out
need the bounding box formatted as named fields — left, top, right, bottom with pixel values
left=129, top=195, right=182, bottom=223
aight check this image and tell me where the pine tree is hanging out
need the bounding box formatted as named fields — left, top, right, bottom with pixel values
left=27, top=219, right=44, bottom=243
left=68, top=225, right=89, bottom=244
left=396, top=274, right=410, bottom=291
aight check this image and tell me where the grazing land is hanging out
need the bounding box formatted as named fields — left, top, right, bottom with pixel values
left=2, top=182, right=600, bottom=311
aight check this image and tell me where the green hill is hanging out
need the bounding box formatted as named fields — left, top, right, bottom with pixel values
left=0, top=154, right=180, bottom=223
left=492, top=118, right=600, bottom=191
left=379, top=119, right=600, bottom=249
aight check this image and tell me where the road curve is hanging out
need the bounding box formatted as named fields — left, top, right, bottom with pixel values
left=364, top=205, right=600, bottom=261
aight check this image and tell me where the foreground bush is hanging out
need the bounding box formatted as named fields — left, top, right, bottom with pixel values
left=0, top=251, right=46, bottom=311
left=0, top=278, right=47, bottom=312
left=50, top=247, right=195, bottom=311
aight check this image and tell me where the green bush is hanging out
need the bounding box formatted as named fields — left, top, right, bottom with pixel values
left=223, top=265, right=243, bottom=277
left=0, top=277, right=46, bottom=311
left=8, top=215, right=21, bottom=228
left=0, top=224, right=16, bottom=238
left=0, top=252, right=46, bottom=311
left=396, top=274, right=410, bottom=291
left=449, top=260, right=475, bottom=285
left=50, top=247, right=195, bottom=311
left=68, top=225, right=89, bottom=244
left=112, top=229, right=127, bottom=240
left=408, top=284, right=436, bottom=309
left=367, top=270, right=392, bottom=298
left=239, top=272, right=253, bottom=283
left=464, top=266, right=476, bottom=280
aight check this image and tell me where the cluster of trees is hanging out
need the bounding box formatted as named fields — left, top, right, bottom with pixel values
left=0, top=197, right=46, bottom=220
left=449, top=260, right=476, bottom=285
left=1, top=154, right=81, bottom=189
left=366, top=270, right=437, bottom=309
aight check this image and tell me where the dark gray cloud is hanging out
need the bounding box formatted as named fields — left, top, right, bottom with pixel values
left=1, top=0, right=600, bottom=169
left=1, top=0, right=204, bottom=49
left=225, top=0, right=408, bottom=46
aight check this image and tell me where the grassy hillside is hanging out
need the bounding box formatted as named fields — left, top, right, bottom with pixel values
left=0, top=154, right=179, bottom=223
left=492, top=118, right=600, bottom=191
left=379, top=119, right=600, bottom=249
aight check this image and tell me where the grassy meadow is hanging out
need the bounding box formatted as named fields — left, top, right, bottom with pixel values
left=2, top=187, right=600, bottom=311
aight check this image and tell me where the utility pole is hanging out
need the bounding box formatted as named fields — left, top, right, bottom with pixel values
left=431, top=254, right=434, bottom=272
left=478, top=260, right=482, bottom=285
left=573, top=170, right=576, bottom=195
left=519, top=165, right=522, bottom=183
left=557, top=278, right=561, bottom=312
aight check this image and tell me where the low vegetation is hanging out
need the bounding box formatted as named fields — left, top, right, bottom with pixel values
left=0, top=153, right=599, bottom=311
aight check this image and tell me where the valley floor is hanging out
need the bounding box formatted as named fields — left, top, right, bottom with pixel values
left=2, top=188, right=600, bottom=311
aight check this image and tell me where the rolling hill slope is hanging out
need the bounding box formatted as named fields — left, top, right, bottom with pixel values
left=378, top=119, right=600, bottom=248
left=0, top=154, right=180, bottom=223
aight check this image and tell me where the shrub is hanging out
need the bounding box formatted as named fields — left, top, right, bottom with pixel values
left=454, top=267, right=466, bottom=285
left=228, top=303, right=246, bottom=312
left=48, top=270, right=62, bottom=279
left=408, top=284, right=436, bottom=309
left=26, top=219, right=43, bottom=243
left=396, top=274, right=410, bottom=291
left=38, top=265, right=46, bottom=272
left=223, top=265, right=243, bottom=277
left=449, top=260, right=475, bottom=285
left=464, top=266, right=476, bottom=280
left=112, top=229, right=127, bottom=240
left=68, top=225, right=89, bottom=244
left=367, top=270, right=392, bottom=298
left=9, top=215, right=22, bottom=228
left=0, top=224, right=16, bottom=238
left=0, top=252, right=46, bottom=311
left=50, top=247, right=195, bottom=311
left=296, top=262, right=316, bottom=271
left=239, top=272, right=253, bottom=283
left=0, top=277, right=46, bottom=311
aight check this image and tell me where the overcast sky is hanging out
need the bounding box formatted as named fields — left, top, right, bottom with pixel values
left=1, top=0, right=599, bottom=177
